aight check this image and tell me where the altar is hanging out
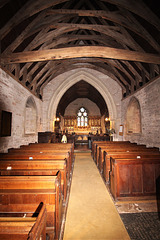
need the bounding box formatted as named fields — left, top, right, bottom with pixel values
left=63, top=115, right=103, bottom=135
left=65, top=126, right=101, bottom=135
left=75, top=134, right=89, bottom=141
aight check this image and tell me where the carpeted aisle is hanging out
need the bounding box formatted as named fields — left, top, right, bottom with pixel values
left=63, top=153, right=130, bottom=240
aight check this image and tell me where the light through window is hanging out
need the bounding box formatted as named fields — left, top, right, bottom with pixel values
left=77, top=107, right=88, bottom=127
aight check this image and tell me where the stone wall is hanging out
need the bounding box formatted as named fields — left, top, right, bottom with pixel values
left=42, top=68, right=122, bottom=136
left=121, top=77, right=160, bottom=148
left=0, top=68, right=42, bottom=152
left=1, top=67, right=159, bottom=150
left=64, top=98, right=101, bottom=116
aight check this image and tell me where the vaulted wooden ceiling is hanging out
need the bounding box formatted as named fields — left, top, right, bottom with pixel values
left=0, top=0, right=160, bottom=115
left=56, top=80, right=109, bottom=116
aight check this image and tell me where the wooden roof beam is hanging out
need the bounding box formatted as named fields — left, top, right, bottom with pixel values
left=24, top=24, right=137, bottom=51
left=101, top=0, right=160, bottom=31
left=19, top=34, right=119, bottom=80
left=0, top=0, right=10, bottom=8
left=1, top=46, right=160, bottom=64
left=118, top=7, right=160, bottom=53
left=31, top=57, right=134, bottom=88
left=0, top=0, right=69, bottom=39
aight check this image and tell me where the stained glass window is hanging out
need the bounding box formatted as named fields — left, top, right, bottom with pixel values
left=77, top=107, right=88, bottom=126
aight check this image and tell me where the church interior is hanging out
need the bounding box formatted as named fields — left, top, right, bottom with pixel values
left=0, top=0, right=160, bottom=239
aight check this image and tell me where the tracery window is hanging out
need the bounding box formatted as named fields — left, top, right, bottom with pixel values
left=77, top=107, right=88, bottom=127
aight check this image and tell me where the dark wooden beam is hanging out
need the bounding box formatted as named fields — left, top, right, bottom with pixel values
left=0, top=0, right=10, bottom=8
left=0, top=0, right=69, bottom=39
left=1, top=46, right=160, bottom=64
left=101, top=0, right=160, bottom=31
left=45, top=9, right=159, bottom=51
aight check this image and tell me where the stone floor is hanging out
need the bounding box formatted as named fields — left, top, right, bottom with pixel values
left=120, top=212, right=160, bottom=240
left=114, top=200, right=160, bottom=240
left=115, top=200, right=158, bottom=214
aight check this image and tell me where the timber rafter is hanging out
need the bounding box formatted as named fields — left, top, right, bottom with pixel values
left=0, top=0, right=160, bottom=107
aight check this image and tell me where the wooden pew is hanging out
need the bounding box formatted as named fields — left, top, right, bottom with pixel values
left=103, top=151, right=160, bottom=182
left=110, top=157, right=160, bottom=201
left=24, top=143, right=74, bottom=155
left=92, top=140, right=153, bottom=164
left=94, top=142, right=138, bottom=165
left=0, top=152, right=72, bottom=175
left=26, top=143, right=74, bottom=160
left=16, top=144, right=74, bottom=172
left=91, top=141, right=109, bottom=159
left=0, top=143, right=74, bottom=239
left=2, top=143, right=74, bottom=201
left=98, top=145, right=159, bottom=173
left=92, top=141, right=132, bottom=162
left=0, top=173, right=62, bottom=240
left=0, top=202, right=47, bottom=240
left=0, top=159, right=68, bottom=202
left=91, top=141, right=130, bottom=159
left=8, top=149, right=72, bottom=174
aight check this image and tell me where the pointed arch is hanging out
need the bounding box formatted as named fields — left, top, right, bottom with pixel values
left=24, top=96, right=37, bottom=134
left=47, top=69, right=118, bottom=131
left=126, top=97, right=141, bottom=134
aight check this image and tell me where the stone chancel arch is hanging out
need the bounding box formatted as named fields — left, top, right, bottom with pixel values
left=46, top=69, right=122, bottom=135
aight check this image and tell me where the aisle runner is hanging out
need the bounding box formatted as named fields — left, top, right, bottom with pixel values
left=63, top=153, right=130, bottom=240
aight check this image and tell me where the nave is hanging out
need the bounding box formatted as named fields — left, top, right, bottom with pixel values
left=62, top=152, right=130, bottom=240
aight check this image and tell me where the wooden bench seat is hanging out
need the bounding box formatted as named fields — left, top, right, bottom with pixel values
left=0, top=202, right=47, bottom=240
left=0, top=159, right=68, bottom=202
left=0, top=152, right=72, bottom=174
left=91, top=141, right=160, bottom=202
left=92, top=141, right=133, bottom=161
left=91, top=141, right=130, bottom=158
left=103, top=151, right=160, bottom=182
left=7, top=149, right=73, bottom=174
left=28, top=142, right=73, bottom=149
left=110, top=157, right=160, bottom=201
left=94, top=143, right=138, bottom=165
left=0, top=173, right=62, bottom=240
left=98, top=145, right=159, bottom=173
left=18, top=143, right=74, bottom=166
left=95, top=142, right=145, bottom=161
left=25, top=143, right=74, bottom=159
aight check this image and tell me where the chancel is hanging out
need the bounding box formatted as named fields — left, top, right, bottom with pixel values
left=0, top=0, right=160, bottom=240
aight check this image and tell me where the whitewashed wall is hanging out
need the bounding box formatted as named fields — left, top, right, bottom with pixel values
left=0, top=68, right=42, bottom=152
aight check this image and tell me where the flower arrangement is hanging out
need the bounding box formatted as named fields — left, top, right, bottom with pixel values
left=106, top=128, right=116, bottom=136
